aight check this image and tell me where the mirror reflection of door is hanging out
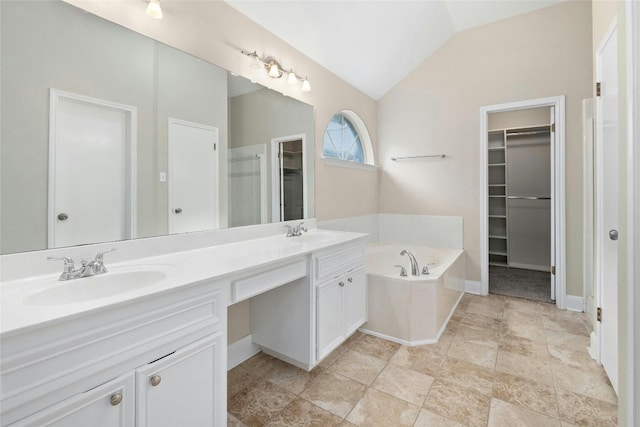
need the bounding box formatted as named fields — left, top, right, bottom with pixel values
left=272, top=136, right=305, bottom=222
left=48, top=89, right=137, bottom=248
left=168, top=118, right=219, bottom=234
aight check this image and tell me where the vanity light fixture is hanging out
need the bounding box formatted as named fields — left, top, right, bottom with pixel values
left=301, top=78, right=311, bottom=92
left=287, top=70, right=298, bottom=85
left=267, top=59, right=283, bottom=78
left=144, top=0, right=163, bottom=19
left=241, top=50, right=311, bottom=92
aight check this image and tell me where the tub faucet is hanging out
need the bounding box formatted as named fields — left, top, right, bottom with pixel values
left=400, top=249, right=420, bottom=276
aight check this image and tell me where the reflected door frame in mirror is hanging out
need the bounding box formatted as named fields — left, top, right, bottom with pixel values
left=271, top=134, right=307, bottom=222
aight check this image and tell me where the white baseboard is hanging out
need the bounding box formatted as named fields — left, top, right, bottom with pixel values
left=358, top=328, right=438, bottom=347
left=565, top=295, right=585, bottom=312
left=586, top=295, right=595, bottom=327
left=227, top=334, right=260, bottom=370
left=465, top=280, right=482, bottom=295
left=588, top=330, right=599, bottom=361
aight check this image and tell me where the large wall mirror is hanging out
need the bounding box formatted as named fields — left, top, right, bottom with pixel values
left=0, top=1, right=315, bottom=255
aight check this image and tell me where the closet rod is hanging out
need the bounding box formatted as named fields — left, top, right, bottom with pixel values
left=506, top=130, right=550, bottom=136
left=507, top=196, right=551, bottom=200
left=391, top=154, right=446, bottom=161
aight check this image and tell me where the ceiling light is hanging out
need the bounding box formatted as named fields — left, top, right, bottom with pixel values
left=145, top=0, right=163, bottom=19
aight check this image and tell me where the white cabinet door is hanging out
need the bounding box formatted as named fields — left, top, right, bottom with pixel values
left=136, top=333, right=224, bottom=427
left=344, top=268, right=367, bottom=336
left=11, top=373, right=134, bottom=427
left=316, top=279, right=345, bottom=361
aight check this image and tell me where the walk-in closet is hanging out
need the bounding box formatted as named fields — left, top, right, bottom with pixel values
left=487, top=108, right=553, bottom=302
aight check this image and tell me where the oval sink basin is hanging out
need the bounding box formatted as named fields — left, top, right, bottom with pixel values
left=24, top=266, right=177, bottom=306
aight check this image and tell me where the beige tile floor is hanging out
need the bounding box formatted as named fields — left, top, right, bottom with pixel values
left=227, top=293, right=618, bottom=426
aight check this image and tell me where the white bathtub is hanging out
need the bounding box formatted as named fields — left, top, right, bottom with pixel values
left=361, top=244, right=465, bottom=346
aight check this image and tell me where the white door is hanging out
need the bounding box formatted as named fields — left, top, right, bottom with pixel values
left=316, top=279, right=345, bottom=361
left=135, top=334, right=223, bottom=427
left=344, top=268, right=367, bottom=336
left=49, top=90, right=136, bottom=248
left=596, top=25, right=619, bottom=394
left=168, top=118, right=219, bottom=234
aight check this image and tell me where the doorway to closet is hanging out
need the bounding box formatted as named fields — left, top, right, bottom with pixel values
left=487, top=108, right=553, bottom=302
left=480, top=96, right=566, bottom=308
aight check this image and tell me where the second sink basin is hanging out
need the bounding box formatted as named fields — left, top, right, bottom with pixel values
left=288, top=230, right=342, bottom=245
left=23, top=265, right=179, bottom=306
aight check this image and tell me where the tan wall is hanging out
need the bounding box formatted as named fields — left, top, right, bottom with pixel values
left=378, top=1, right=593, bottom=294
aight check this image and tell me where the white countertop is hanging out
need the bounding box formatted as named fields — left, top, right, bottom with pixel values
left=0, top=230, right=367, bottom=337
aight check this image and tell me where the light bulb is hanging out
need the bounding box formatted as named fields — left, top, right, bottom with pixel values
left=268, top=62, right=280, bottom=78
left=287, top=71, right=297, bottom=85
left=146, top=0, right=163, bottom=19
left=302, top=78, right=311, bottom=92
left=250, top=55, right=261, bottom=70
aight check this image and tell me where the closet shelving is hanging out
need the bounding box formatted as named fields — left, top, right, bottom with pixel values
left=488, top=130, right=508, bottom=266
left=487, top=124, right=551, bottom=268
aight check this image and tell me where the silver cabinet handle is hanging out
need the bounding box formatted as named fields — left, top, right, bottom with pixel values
left=150, top=375, right=162, bottom=386
left=110, top=393, right=122, bottom=406
left=174, top=208, right=182, bottom=214
left=57, top=213, right=69, bottom=221
left=347, top=277, right=353, bottom=283
left=339, top=281, right=345, bottom=287
left=609, top=229, right=619, bottom=241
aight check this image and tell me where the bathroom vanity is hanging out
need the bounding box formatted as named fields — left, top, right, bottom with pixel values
left=0, top=229, right=367, bottom=426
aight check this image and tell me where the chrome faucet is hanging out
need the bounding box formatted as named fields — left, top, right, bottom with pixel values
left=400, top=249, right=420, bottom=276
left=48, top=248, right=116, bottom=281
left=284, top=222, right=307, bottom=237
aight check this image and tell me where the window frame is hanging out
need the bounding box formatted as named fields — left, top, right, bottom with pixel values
left=321, top=110, right=375, bottom=170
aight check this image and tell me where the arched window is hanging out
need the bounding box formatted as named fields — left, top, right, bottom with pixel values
left=322, top=110, right=373, bottom=166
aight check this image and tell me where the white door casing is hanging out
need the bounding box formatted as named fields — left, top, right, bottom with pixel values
left=48, top=89, right=137, bottom=249
left=270, top=134, right=307, bottom=222
left=168, top=118, right=219, bottom=235
left=549, top=106, right=557, bottom=301
left=595, top=23, right=619, bottom=394
left=479, top=96, right=566, bottom=307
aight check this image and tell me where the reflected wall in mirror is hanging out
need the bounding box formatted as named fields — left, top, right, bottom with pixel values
left=0, top=1, right=315, bottom=254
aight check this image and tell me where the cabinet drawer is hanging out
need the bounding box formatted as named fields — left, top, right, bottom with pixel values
left=314, top=243, right=365, bottom=282
left=231, top=259, right=307, bottom=303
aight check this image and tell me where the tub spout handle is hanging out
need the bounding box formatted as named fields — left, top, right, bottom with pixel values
left=422, top=263, right=436, bottom=275
left=394, top=265, right=407, bottom=277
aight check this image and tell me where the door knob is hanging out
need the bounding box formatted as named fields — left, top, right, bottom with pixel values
left=174, top=208, right=182, bottom=214
left=609, top=229, right=619, bottom=241
left=57, top=213, right=68, bottom=221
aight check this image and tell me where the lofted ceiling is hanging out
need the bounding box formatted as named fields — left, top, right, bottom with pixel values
left=226, top=0, right=565, bottom=100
